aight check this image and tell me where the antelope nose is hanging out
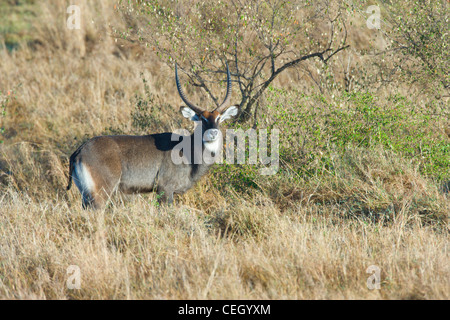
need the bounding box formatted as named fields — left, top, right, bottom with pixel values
left=208, top=129, right=219, bottom=140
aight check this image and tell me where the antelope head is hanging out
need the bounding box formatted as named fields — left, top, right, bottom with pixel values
left=175, top=63, right=239, bottom=153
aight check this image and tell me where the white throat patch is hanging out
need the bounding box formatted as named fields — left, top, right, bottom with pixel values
left=203, top=137, right=222, bottom=154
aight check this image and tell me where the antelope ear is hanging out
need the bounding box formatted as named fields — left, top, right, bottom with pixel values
left=180, top=106, right=199, bottom=121
left=219, top=105, right=239, bottom=123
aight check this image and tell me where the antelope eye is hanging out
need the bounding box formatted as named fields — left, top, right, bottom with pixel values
left=201, top=115, right=208, bottom=122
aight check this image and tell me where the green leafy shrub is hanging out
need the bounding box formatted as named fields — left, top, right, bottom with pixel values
left=265, top=87, right=449, bottom=181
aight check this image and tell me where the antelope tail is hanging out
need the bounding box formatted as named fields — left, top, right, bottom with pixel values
left=67, top=144, right=83, bottom=191
left=67, top=153, right=74, bottom=190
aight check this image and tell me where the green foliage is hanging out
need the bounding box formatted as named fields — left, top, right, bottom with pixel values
left=212, top=88, right=449, bottom=194
left=211, top=120, right=280, bottom=193
left=209, top=86, right=448, bottom=225
left=212, top=85, right=449, bottom=192
left=266, top=87, right=449, bottom=181
left=212, top=163, right=259, bottom=194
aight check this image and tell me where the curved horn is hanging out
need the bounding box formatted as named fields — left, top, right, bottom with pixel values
left=175, top=63, right=204, bottom=114
left=215, top=62, right=232, bottom=113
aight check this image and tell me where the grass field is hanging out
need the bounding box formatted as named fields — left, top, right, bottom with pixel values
left=0, top=0, right=448, bottom=299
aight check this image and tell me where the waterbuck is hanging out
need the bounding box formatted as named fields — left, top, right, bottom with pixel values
left=67, top=63, right=238, bottom=208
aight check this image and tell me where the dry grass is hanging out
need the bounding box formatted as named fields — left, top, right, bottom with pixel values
left=0, top=0, right=448, bottom=299
left=0, top=190, right=448, bottom=299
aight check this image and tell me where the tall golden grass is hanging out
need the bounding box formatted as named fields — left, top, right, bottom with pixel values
left=0, top=0, right=448, bottom=299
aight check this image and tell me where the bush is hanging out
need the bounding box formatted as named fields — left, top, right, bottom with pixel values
left=264, top=87, right=449, bottom=181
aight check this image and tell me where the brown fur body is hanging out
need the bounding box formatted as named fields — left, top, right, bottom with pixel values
left=67, top=132, right=212, bottom=208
